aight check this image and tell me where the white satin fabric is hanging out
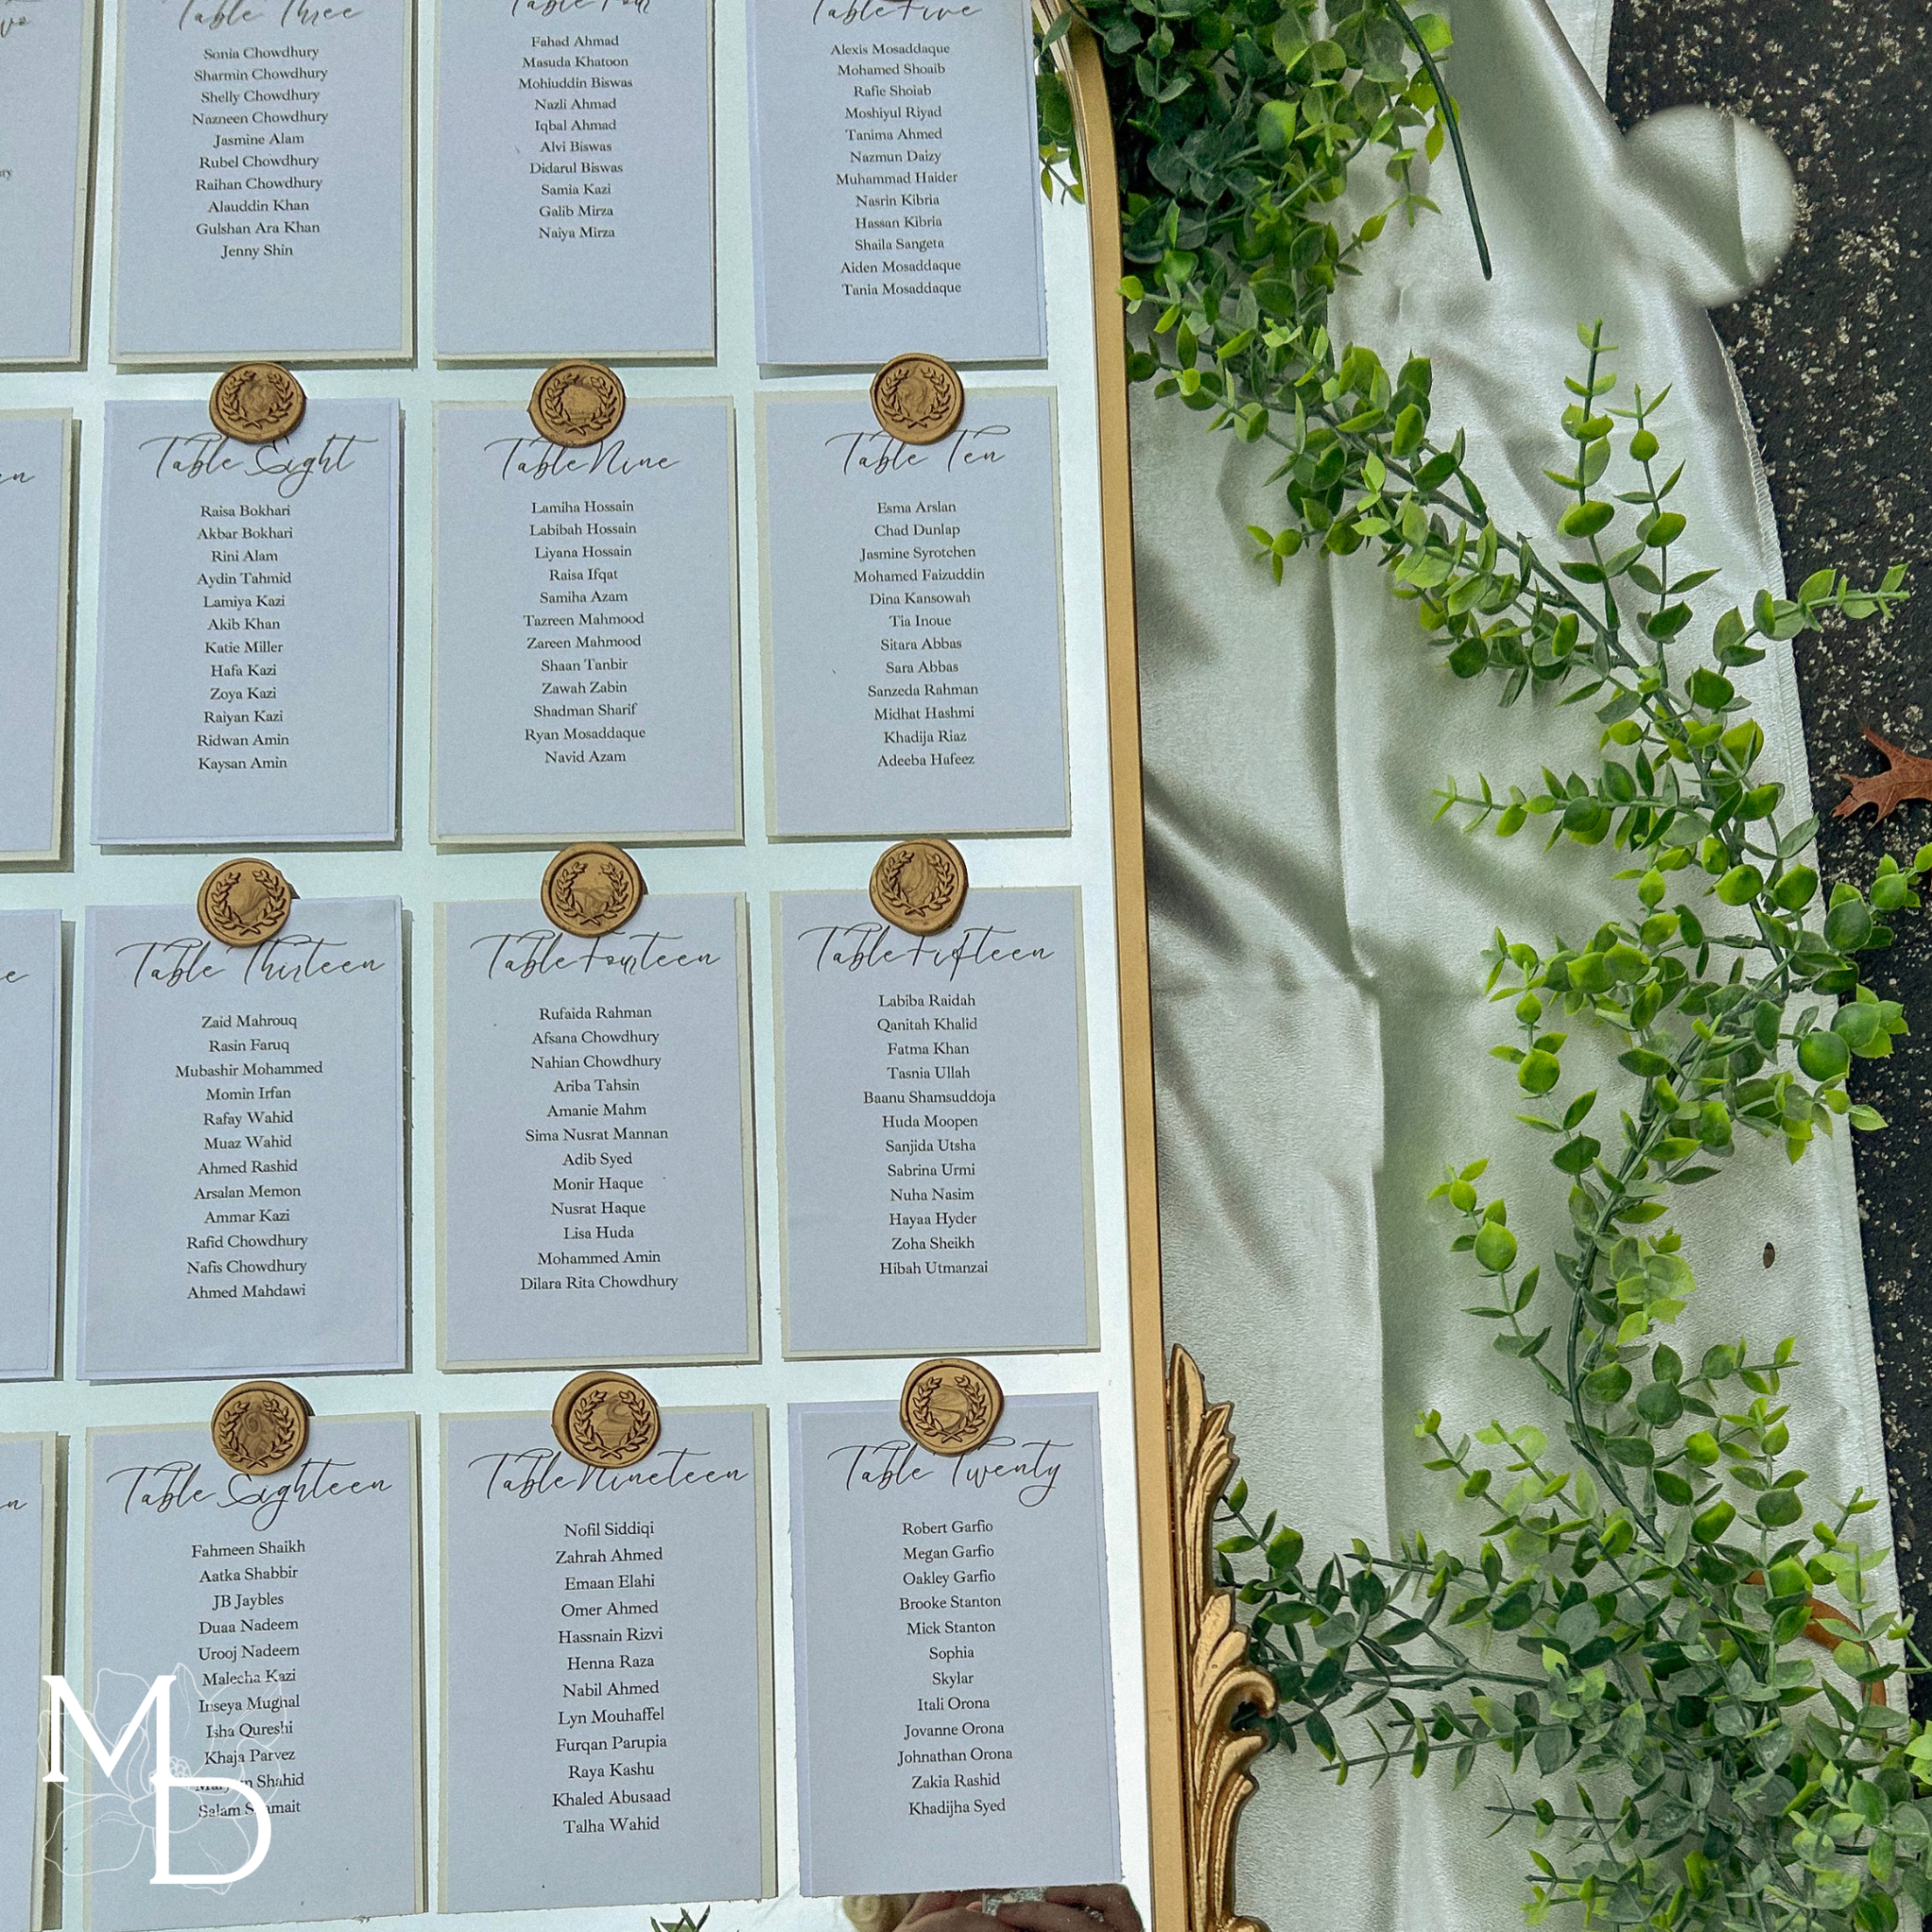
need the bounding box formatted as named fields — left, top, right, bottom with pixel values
left=1135, top=1, right=1893, bottom=1923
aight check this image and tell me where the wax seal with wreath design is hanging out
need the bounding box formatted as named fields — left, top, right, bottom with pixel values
left=529, top=360, right=626, bottom=447
left=210, top=1380, right=311, bottom=1477
left=871, top=352, right=965, bottom=445
left=208, top=363, right=307, bottom=444
left=900, top=1357, right=1005, bottom=1457
left=541, top=841, right=645, bottom=937
left=552, top=1371, right=661, bottom=1470
left=197, top=857, right=294, bottom=947
left=870, top=836, right=968, bottom=937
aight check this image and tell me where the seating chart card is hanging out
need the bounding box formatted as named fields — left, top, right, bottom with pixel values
left=747, top=0, right=1043, bottom=366
left=432, top=399, right=739, bottom=845
left=93, top=400, right=400, bottom=848
left=440, top=1407, right=773, bottom=1910
left=110, top=0, right=411, bottom=362
left=760, top=389, right=1066, bottom=837
left=776, top=888, right=1093, bottom=1357
left=0, top=912, right=60, bottom=1384
left=434, top=0, right=714, bottom=359
left=0, top=413, right=69, bottom=860
left=790, top=1395, right=1119, bottom=1896
left=0, top=1437, right=53, bottom=1932
left=0, top=0, right=92, bottom=364
left=438, top=895, right=757, bottom=1369
left=77, top=898, right=406, bottom=1382
left=83, top=1417, right=421, bottom=1930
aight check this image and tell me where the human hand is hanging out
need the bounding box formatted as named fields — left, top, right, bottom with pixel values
left=896, top=1890, right=993, bottom=1932
left=987, top=1885, right=1143, bottom=1932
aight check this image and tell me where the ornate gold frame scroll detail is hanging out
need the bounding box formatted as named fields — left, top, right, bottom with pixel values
left=1169, top=1348, right=1276, bottom=1932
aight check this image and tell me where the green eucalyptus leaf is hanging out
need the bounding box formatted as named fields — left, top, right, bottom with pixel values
left=1473, top=1221, right=1519, bottom=1274
left=1825, top=896, right=1874, bottom=952
left=1635, top=1381, right=1683, bottom=1427
left=1557, top=500, right=1614, bottom=540
left=1798, top=1029, right=1852, bottom=1081
left=1516, top=1050, right=1561, bottom=1096
left=1583, top=1364, right=1632, bottom=1404
left=1691, top=1498, right=1737, bottom=1542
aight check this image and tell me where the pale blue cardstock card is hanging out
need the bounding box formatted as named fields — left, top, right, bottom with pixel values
left=0, top=0, right=92, bottom=362
left=83, top=1418, right=421, bottom=1930
left=0, top=413, right=70, bottom=860
left=775, top=887, right=1094, bottom=1357
left=93, top=400, right=399, bottom=847
left=110, top=0, right=411, bottom=360
left=433, top=400, right=740, bottom=843
left=434, top=0, right=714, bottom=358
left=437, top=895, right=758, bottom=1368
left=440, top=1407, right=773, bottom=1909
left=759, top=389, right=1066, bottom=837
left=746, top=0, right=1044, bottom=366
left=790, top=1396, right=1121, bottom=1896
left=77, top=898, right=406, bottom=1381
left=0, top=910, right=62, bottom=1382
left=0, top=1437, right=53, bottom=1932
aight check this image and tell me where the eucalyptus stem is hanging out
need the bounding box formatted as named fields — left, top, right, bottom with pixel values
left=1377, top=0, right=1491, bottom=279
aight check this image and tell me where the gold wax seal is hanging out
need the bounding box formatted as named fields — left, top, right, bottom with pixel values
left=197, top=857, right=294, bottom=948
left=552, top=1371, right=661, bottom=1470
left=871, top=352, right=965, bottom=445
left=541, top=841, right=644, bottom=937
left=529, top=360, right=626, bottom=447
left=870, top=837, right=968, bottom=936
left=901, top=1358, right=1005, bottom=1457
left=209, top=362, right=306, bottom=444
left=210, top=1381, right=310, bottom=1477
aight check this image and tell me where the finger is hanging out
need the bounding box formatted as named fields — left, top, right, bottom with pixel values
left=899, top=1897, right=974, bottom=1929
left=1042, top=1885, right=1143, bottom=1932
left=993, top=1905, right=1108, bottom=1932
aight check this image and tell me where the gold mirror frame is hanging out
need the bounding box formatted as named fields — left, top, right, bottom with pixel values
left=1041, top=12, right=1273, bottom=1926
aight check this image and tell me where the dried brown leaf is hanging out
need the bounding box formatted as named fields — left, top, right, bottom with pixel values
left=1834, top=725, right=1932, bottom=822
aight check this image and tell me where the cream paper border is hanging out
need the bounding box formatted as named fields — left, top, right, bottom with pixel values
left=70, top=896, right=409, bottom=1382
left=428, top=0, right=718, bottom=365
left=105, top=0, right=417, bottom=366
left=76, top=1413, right=426, bottom=1930
left=432, top=1404, right=776, bottom=1909
left=0, top=1433, right=58, bottom=1932
left=0, top=0, right=98, bottom=370
left=432, top=893, right=761, bottom=1372
left=427, top=396, right=744, bottom=849
left=772, top=882, right=1100, bottom=1360
left=0, top=910, right=65, bottom=1384
left=753, top=385, right=1072, bottom=841
left=87, top=399, right=403, bottom=849
left=0, top=411, right=75, bottom=866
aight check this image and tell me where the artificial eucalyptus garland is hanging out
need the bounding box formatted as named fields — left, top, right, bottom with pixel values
left=1041, top=4, right=1932, bottom=1925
